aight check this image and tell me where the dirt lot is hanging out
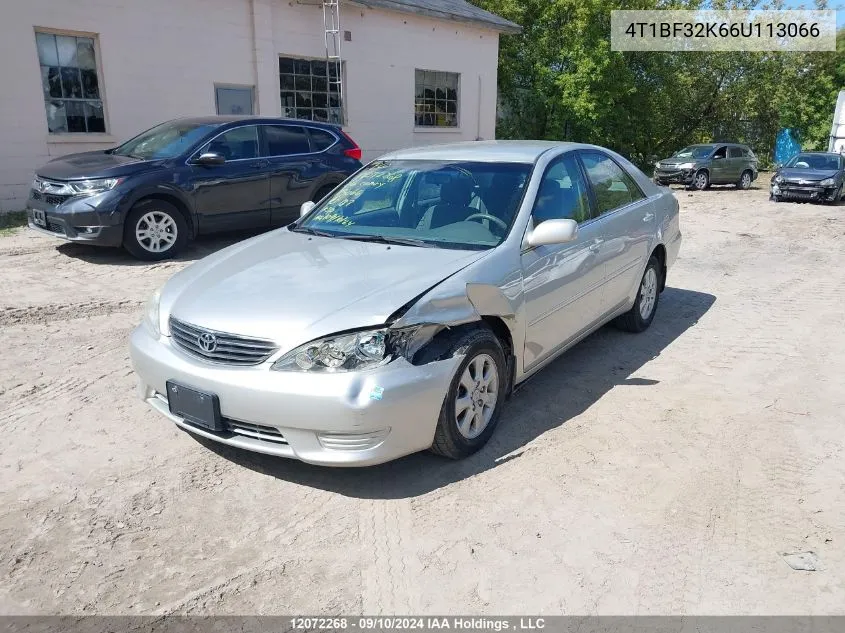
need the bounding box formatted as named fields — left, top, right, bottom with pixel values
left=1, top=182, right=844, bottom=615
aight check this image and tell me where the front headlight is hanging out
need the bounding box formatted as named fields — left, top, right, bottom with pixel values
left=70, top=177, right=123, bottom=195
left=142, top=287, right=162, bottom=337
left=774, top=175, right=783, bottom=183
left=820, top=178, right=836, bottom=187
left=655, top=162, right=662, bottom=169
left=678, top=162, right=696, bottom=170
left=272, top=328, right=395, bottom=372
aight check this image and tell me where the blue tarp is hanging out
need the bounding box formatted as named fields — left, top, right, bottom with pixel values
left=774, top=128, right=801, bottom=165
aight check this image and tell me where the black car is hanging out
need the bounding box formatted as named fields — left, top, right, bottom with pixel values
left=771, top=152, right=845, bottom=204
left=26, top=116, right=364, bottom=260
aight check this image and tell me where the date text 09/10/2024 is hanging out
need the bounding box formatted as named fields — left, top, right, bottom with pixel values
left=289, top=617, right=547, bottom=631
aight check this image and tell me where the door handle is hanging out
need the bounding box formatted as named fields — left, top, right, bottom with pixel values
left=588, top=239, right=603, bottom=252
left=253, top=160, right=270, bottom=169
left=642, top=212, right=654, bottom=222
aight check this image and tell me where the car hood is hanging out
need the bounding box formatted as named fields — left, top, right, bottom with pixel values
left=163, top=229, right=488, bottom=352
left=778, top=167, right=840, bottom=182
left=37, top=150, right=157, bottom=180
left=658, top=156, right=701, bottom=166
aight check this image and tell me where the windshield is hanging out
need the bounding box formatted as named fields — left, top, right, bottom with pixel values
left=785, top=153, right=843, bottom=170
left=112, top=120, right=218, bottom=160
left=296, top=160, right=532, bottom=250
left=674, top=145, right=715, bottom=159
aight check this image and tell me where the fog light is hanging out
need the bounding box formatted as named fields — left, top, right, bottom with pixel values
left=317, top=429, right=390, bottom=451
left=74, top=226, right=99, bottom=235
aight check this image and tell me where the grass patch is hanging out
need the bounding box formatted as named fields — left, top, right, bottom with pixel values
left=0, top=211, right=27, bottom=236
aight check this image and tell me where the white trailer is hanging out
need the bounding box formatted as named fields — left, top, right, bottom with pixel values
left=830, top=89, right=845, bottom=153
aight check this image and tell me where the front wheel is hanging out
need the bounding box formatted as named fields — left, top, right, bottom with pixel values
left=430, top=328, right=507, bottom=460
left=614, top=256, right=661, bottom=333
left=690, top=170, right=709, bottom=191
left=123, top=199, right=188, bottom=261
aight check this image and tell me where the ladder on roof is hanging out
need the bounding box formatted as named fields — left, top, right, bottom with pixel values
left=323, top=0, right=344, bottom=125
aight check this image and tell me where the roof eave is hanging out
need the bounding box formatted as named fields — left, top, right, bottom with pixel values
left=347, top=0, right=522, bottom=35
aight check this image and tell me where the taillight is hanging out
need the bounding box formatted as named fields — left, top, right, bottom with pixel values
left=340, top=130, right=362, bottom=161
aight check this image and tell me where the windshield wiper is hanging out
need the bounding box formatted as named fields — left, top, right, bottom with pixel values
left=290, top=226, right=337, bottom=238
left=338, top=234, right=438, bottom=248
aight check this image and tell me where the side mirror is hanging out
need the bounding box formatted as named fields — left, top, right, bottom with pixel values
left=526, top=219, right=578, bottom=248
left=194, top=152, right=225, bottom=166
left=300, top=201, right=316, bottom=217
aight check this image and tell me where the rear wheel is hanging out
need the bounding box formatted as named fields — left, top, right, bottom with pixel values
left=123, top=199, right=188, bottom=261
left=738, top=170, right=753, bottom=190
left=430, top=327, right=507, bottom=460
left=312, top=184, right=337, bottom=203
left=614, top=256, right=661, bottom=333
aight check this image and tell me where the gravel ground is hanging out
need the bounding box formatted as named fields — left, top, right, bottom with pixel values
left=1, top=183, right=844, bottom=615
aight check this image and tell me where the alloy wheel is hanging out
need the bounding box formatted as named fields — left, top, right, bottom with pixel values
left=639, top=267, right=658, bottom=320
left=694, top=173, right=708, bottom=190
left=741, top=172, right=751, bottom=189
left=454, top=353, right=499, bottom=440
left=135, top=211, right=178, bottom=253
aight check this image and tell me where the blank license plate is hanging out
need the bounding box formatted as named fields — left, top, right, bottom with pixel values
left=32, top=209, right=46, bottom=227
left=166, top=381, right=223, bottom=432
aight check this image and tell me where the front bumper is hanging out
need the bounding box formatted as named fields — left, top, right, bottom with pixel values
left=26, top=189, right=125, bottom=247
left=129, top=325, right=461, bottom=466
left=654, top=169, right=694, bottom=185
left=771, top=182, right=839, bottom=202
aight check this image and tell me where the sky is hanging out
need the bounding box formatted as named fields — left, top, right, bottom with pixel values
left=778, top=0, right=845, bottom=28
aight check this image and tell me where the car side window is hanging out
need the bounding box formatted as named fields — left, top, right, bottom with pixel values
left=579, top=151, right=644, bottom=216
left=712, top=146, right=727, bottom=159
left=308, top=129, right=337, bottom=152
left=728, top=147, right=743, bottom=158
left=741, top=147, right=753, bottom=158
left=265, top=125, right=310, bottom=156
left=203, top=126, right=259, bottom=161
left=531, top=153, right=592, bottom=225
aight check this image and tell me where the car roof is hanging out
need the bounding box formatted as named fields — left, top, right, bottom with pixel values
left=793, top=151, right=841, bottom=156
left=379, top=140, right=591, bottom=164
left=168, top=115, right=341, bottom=130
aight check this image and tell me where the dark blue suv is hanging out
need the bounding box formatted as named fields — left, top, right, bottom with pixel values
left=26, top=116, right=364, bottom=260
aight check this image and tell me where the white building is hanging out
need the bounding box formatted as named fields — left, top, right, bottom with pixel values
left=0, top=0, right=519, bottom=212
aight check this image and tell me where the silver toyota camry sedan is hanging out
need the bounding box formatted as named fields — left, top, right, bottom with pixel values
left=130, top=141, right=681, bottom=466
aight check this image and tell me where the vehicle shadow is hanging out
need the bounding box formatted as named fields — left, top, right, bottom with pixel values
left=55, top=228, right=269, bottom=265
left=197, top=286, right=716, bottom=499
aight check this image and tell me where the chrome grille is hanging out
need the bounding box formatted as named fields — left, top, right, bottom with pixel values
left=169, top=318, right=278, bottom=365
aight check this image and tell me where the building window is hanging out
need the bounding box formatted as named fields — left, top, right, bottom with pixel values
left=215, top=85, right=254, bottom=115
left=415, top=70, right=459, bottom=128
left=279, top=57, right=342, bottom=124
left=35, top=31, right=105, bottom=134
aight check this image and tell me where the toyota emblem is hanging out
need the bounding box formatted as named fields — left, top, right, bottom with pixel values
left=198, top=332, right=218, bottom=352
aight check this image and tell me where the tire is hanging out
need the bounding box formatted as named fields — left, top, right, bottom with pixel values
left=614, top=256, right=661, bottom=333
left=827, top=184, right=843, bottom=205
left=771, top=194, right=782, bottom=202
left=738, top=170, right=753, bottom=190
left=430, top=327, right=507, bottom=460
left=690, top=170, right=709, bottom=191
left=123, top=199, right=188, bottom=261
left=312, top=184, right=337, bottom=203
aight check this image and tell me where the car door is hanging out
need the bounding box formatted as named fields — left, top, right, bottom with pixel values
left=189, top=125, right=272, bottom=232
left=709, top=145, right=729, bottom=183
left=578, top=150, right=653, bottom=315
left=263, top=124, right=328, bottom=226
left=191, top=125, right=270, bottom=233
left=521, top=152, right=606, bottom=370
left=727, top=146, right=743, bottom=181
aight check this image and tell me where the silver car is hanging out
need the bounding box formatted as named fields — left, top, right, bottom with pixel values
left=130, top=141, right=681, bottom=466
